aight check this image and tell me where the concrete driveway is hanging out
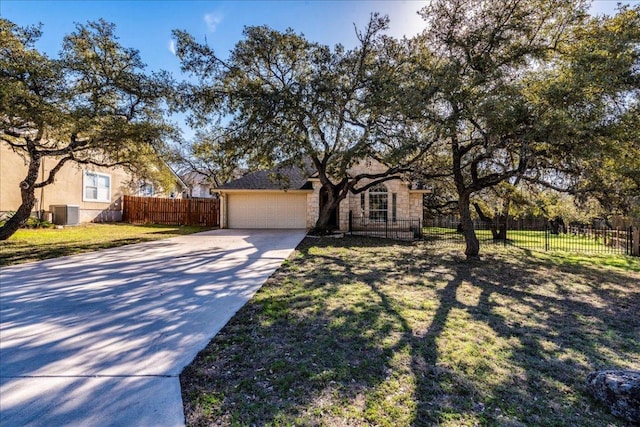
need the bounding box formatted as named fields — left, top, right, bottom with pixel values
left=0, top=229, right=306, bottom=427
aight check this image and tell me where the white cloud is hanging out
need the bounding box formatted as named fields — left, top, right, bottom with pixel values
left=204, top=12, right=223, bottom=32
left=168, top=39, right=176, bottom=55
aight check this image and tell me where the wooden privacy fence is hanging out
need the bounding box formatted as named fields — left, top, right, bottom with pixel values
left=123, top=195, right=219, bottom=227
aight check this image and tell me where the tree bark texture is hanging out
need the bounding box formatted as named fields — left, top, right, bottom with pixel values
left=459, top=193, right=480, bottom=258
left=0, top=156, right=40, bottom=240
left=314, top=183, right=342, bottom=232
left=473, top=203, right=508, bottom=240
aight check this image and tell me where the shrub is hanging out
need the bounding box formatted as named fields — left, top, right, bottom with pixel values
left=24, top=217, right=54, bottom=229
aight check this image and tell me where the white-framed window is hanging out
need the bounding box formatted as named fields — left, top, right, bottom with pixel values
left=139, top=182, right=154, bottom=197
left=83, top=171, right=111, bottom=203
left=368, top=183, right=388, bottom=221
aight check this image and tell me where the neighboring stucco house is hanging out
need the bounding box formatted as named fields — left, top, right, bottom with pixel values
left=217, top=158, right=429, bottom=230
left=0, top=144, right=184, bottom=224
left=180, top=171, right=218, bottom=199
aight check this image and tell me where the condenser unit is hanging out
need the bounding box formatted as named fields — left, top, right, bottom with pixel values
left=50, top=205, right=80, bottom=225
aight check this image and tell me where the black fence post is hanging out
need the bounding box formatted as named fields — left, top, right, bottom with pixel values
left=545, top=224, right=549, bottom=252
left=349, top=211, right=352, bottom=234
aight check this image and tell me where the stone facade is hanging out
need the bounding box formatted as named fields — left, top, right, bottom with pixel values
left=306, top=181, right=321, bottom=229
left=306, top=159, right=428, bottom=231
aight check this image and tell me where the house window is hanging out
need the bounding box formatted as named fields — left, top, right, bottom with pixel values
left=392, top=193, right=397, bottom=222
left=139, top=183, right=154, bottom=197
left=83, top=171, right=111, bottom=203
left=368, top=183, right=388, bottom=221
left=360, top=193, right=365, bottom=213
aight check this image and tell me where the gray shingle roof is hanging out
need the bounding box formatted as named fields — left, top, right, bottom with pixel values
left=219, top=164, right=313, bottom=190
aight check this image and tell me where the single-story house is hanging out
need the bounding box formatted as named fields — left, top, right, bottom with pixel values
left=0, top=144, right=185, bottom=224
left=217, top=158, right=429, bottom=230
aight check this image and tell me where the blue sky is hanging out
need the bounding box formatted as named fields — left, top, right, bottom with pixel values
left=1, top=0, right=637, bottom=139
left=0, top=0, right=432, bottom=76
left=2, top=0, right=637, bottom=75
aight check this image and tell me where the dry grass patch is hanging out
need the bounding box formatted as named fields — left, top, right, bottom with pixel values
left=181, top=236, right=640, bottom=426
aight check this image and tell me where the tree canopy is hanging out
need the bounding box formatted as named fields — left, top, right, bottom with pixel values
left=173, top=15, right=433, bottom=230
left=406, top=0, right=640, bottom=257
left=531, top=4, right=640, bottom=215
left=3, top=3, right=637, bottom=252
left=0, top=19, right=175, bottom=239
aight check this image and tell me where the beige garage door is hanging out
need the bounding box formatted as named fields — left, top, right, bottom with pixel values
left=227, top=193, right=307, bottom=229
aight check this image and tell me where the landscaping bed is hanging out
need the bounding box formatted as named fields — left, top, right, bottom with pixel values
left=181, top=236, right=640, bottom=426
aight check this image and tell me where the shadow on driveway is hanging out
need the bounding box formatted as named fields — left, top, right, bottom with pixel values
left=0, top=229, right=306, bottom=427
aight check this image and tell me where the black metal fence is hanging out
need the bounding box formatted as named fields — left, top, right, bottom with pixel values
left=347, top=212, right=639, bottom=256
left=422, top=218, right=637, bottom=256
left=349, top=214, right=422, bottom=240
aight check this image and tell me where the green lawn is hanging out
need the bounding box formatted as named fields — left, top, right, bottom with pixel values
left=181, top=236, right=640, bottom=426
left=423, top=227, right=630, bottom=255
left=0, top=223, right=214, bottom=266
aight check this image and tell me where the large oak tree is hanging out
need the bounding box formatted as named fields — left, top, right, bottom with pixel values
left=526, top=4, right=640, bottom=216
left=173, top=15, right=432, bottom=230
left=0, top=19, right=174, bottom=240
left=408, top=0, right=639, bottom=257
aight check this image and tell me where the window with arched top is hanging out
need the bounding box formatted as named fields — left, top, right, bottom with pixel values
left=368, top=183, right=388, bottom=221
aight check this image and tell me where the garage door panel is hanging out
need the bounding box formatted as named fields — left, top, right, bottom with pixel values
left=228, top=193, right=307, bottom=229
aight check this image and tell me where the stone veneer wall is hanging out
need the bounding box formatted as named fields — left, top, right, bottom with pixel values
left=306, top=159, right=426, bottom=231
left=409, top=193, right=424, bottom=222
left=306, top=181, right=321, bottom=229
left=339, top=196, right=350, bottom=231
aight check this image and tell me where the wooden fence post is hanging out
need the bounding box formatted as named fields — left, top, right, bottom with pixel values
left=633, top=226, right=640, bottom=257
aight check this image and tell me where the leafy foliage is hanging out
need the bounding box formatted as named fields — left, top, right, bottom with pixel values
left=0, top=19, right=176, bottom=239
left=525, top=5, right=640, bottom=219
left=173, top=15, right=430, bottom=227
left=408, top=0, right=640, bottom=256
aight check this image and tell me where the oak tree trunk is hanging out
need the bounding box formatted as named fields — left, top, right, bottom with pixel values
left=314, top=184, right=341, bottom=233
left=0, top=157, right=41, bottom=240
left=316, top=202, right=337, bottom=230
left=459, top=193, right=480, bottom=258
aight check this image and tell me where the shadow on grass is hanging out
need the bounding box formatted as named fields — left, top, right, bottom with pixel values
left=181, top=236, right=640, bottom=426
left=0, top=224, right=215, bottom=267
left=0, top=238, right=157, bottom=267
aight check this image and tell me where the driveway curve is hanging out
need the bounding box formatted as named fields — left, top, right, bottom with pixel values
left=0, top=229, right=306, bottom=427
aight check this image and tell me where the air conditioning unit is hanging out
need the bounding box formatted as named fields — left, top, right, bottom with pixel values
left=50, top=205, right=80, bottom=225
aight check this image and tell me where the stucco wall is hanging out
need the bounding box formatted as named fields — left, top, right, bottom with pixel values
left=191, top=184, right=215, bottom=198
left=1, top=144, right=137, bottom=222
